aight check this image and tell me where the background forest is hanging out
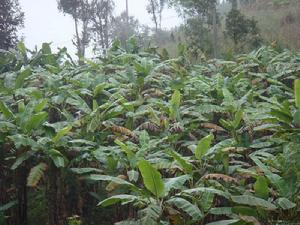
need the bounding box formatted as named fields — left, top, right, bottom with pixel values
left=1, top=0, right=300, bottom=225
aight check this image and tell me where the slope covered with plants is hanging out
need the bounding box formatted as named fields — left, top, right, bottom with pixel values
left=1, top=41, right=300, bottom=225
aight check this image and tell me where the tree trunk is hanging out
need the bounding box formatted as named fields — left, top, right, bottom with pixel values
left=150, top=0, right=158, bottom=32
left=126, top=0, right=129, bottom=24
left=231, top=0, right=238, bottom=10
left=74, top=17, right=84, bottom=63
left=211, top=3, right=218, bottom=58
left=15, top=167, right=28, bottom=225
left=47, top=162, right=66, bottom=225
left=14, top=148, right=28, bottom=225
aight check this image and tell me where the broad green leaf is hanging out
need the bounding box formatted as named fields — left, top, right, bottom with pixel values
left=8, top=134, right=36, bottom=148
left=66, top=95, right=91, bottom=114
left=276, top=198, right=296, bottom=210
left=164, top=175, right=191, bottom=194
left=168, top=150, right=193, bottom=174
left=34, top=99, right=48, bottom=113
left=11, top=152, right=32, bottom=170
left=0, top=101, right=14, bottom=119
left=231, top=195, right=277, bottom=210
left=0, top=200, right=18, bottom=212
left=232, top=206, right=257, bottom=217
left=17, top=42, right=27, bottom=55
left=170, top=90, right=181, bottom=107
left=183, top=187, right=230, bottom=199
left=293, top=109, right=300, bottom=126
left=52, top=126, right=72, bottom=143
left=195, top=134, right=214, bottom=160
left=15, top=68, right=31, bottom=89
left=209, top=207, right=232, bottom=216
left=115, top=220, right=139, bottom=225
left=254, top=176, right=269, bottom=199
left=295, top=79, right=300, bottom=108
left=251, top=156, right=287, bottom=196
left=114, top=139, right=135, bottom=160
left=139, top=203, right=161, bottom=225
left=98, top=195, right=137, bottom=207
left=138, top=159, right=165, bottom=198
left=49, top=149, right=65, bottom=168
left=206, top=219, right=240, bottom=225
left=87, top=174, right=136, bottom=189
left=70, top=168, right=103, bottom=174
left=24, top=112, right=48, bottom=132
left=232, top=109, right=243, bottom=129
left=169, top=90, right=181, bottom=120
left=42, top=42, right=52, bottom=54
left=94, top=83, right=107, bottom=96
left=139, top=130, right=150, bottom=150
left=167, top=197, right=203, bottom=221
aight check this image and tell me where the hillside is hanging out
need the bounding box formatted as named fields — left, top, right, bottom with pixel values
left=242, top=0, right=300, bottom=50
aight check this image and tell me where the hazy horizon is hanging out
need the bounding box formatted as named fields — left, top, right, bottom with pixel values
left=19, top=0, right=182, bottom=56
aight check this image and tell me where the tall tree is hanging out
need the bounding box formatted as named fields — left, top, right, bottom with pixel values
left=147, top=0, right=166, bottom=32
left=0, top=0, right=24, bottom=50
left=58, top=0, right=92, bottom=61
left=111, top=12, right=142, bottom=48
left=90, top=0, right=115, bottom=54
left=225, top=0, right=261, bottom=51
left=171, top=0, right=219, bottom=57
left=230, top=0, right=238, bottom=10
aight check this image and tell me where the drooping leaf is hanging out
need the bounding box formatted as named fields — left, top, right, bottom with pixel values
left=0, top=200, right=18, bottom=212
left=127, top=170, right=139, bottom=182
left=27, top=163, right=48, bottom=187
left=231, top=195, right=277, bottom=210
left=48, top=149, right=65, bottom=168
left=168, top=150, right=193, bottom=174
left=11, top=152, right=32, bottom=170
left=206, top=219, right=240, bottom=225
left=106, top=175, right=128, bottom=192
left=98, top=195, right=137, bottom=207
left=250, top=156, right=287, bottom=196
left=183, top=187, right=230, bottom=199
left=138, top=203, right=161, bottom=225
left=276, top=198, right=296, bottom=210
left=209, top=207, right=232, bottom=216
left=70, top=168, right=103, bottom=174
left=164, top=175, right=191, bottom=194
left=87, top=174, right=137, bottom=190
left=0, top=101, right=14, bottom=119
left=167, top=197, right=203, bottom=221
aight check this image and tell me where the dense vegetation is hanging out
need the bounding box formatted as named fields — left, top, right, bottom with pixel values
left=1, top=41, right=300, bottom=225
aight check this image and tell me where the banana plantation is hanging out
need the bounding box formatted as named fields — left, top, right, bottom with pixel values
left=1, top=41, right=300, bottom=225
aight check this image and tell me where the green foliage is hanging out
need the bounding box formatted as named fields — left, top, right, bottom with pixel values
left=195, top=134, right=214, bottom=160
left=138, top=159, right=165, bottom=198
left=0, top=0, right=24, bottom=50
left=1, top=42, right=300, bottom=224
left=225, top=9, right=261, bottom=49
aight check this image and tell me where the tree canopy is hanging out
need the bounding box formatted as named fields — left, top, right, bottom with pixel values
left=0, top=0, right=24, bottom=50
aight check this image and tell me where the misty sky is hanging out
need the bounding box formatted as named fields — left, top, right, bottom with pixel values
left=19, top=0, right=182, bottom=55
